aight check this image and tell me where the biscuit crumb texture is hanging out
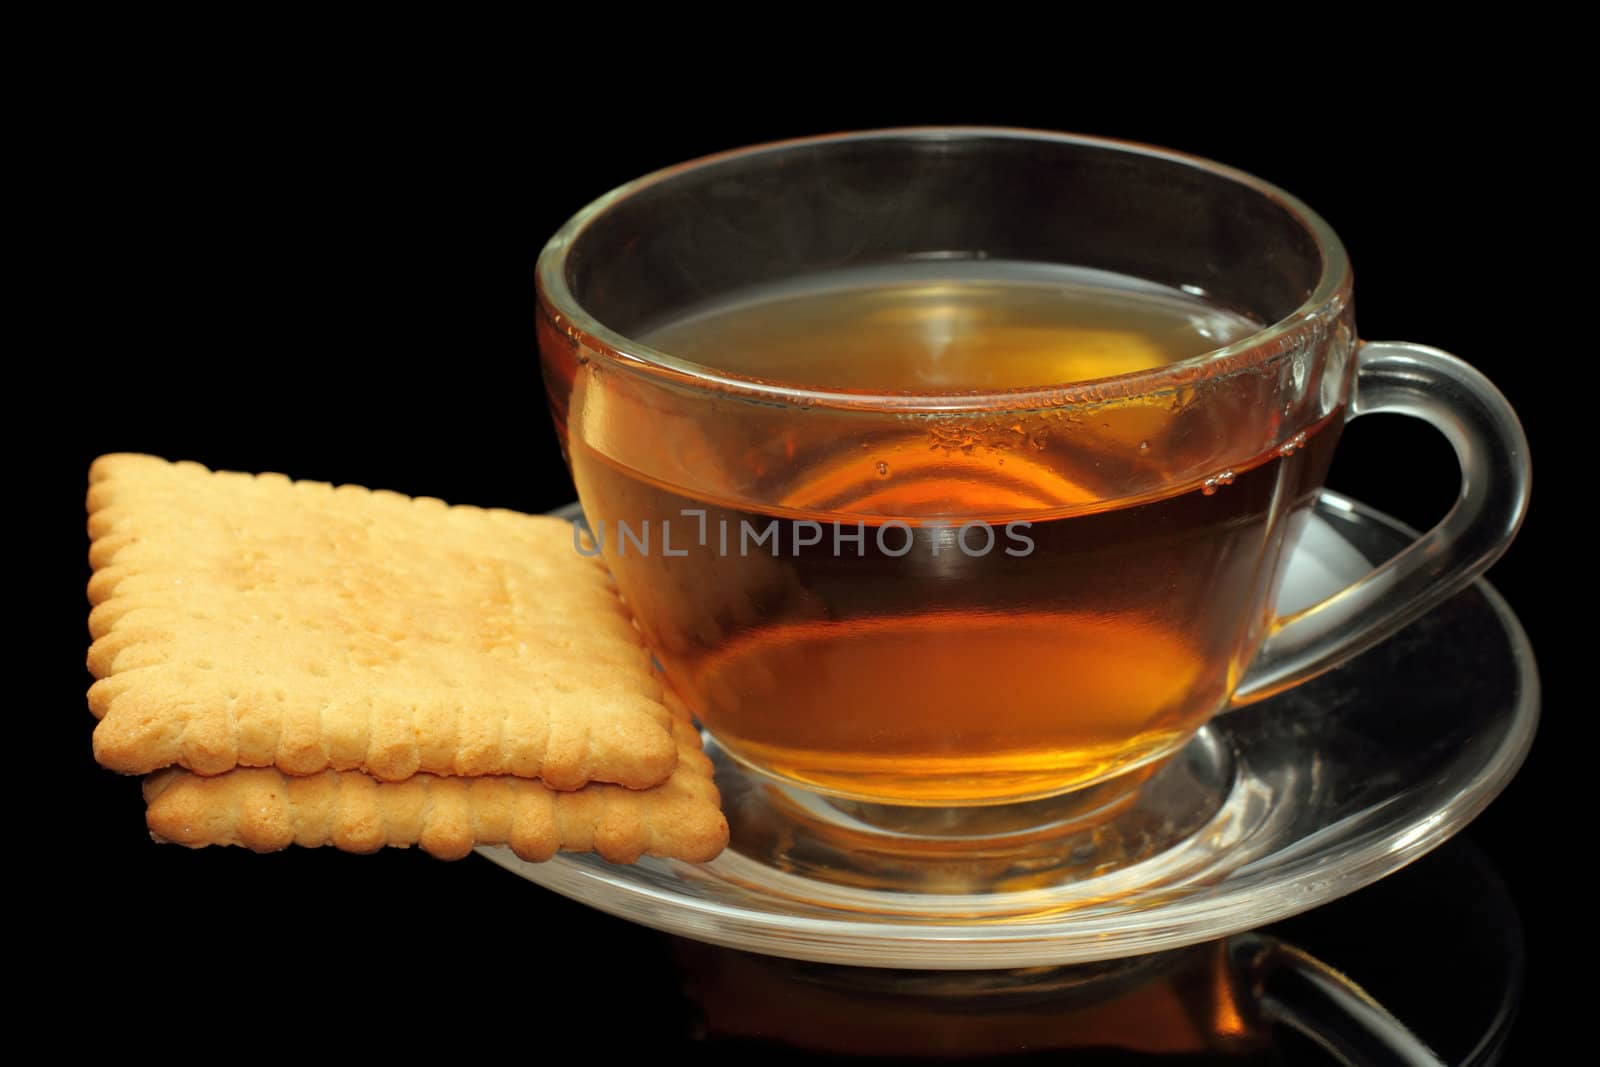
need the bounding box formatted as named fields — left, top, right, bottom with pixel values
left=86, top=453, right=678, bottom=790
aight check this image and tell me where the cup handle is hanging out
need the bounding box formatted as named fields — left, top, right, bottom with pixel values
left=1231, top=341, right=1531, bottom=706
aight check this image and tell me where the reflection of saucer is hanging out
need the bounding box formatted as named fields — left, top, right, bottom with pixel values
left=479, top=492, right=1538, bottom=968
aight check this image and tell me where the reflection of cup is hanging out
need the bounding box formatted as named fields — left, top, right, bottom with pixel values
left=674, top=938, right=1262, bottom=1059
left=536, top=129, right=1528, bottom=808
left=669, top=838, right=1524, bottom=1060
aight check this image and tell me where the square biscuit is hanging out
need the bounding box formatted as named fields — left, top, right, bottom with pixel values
left=87, top=453, right=677, bottom=790
left=143, top=708, right=728, bottom=864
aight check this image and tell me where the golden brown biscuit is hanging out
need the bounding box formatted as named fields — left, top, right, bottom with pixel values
left=87, top=453, right=676, bottom=789
left=144, top=711, right=727, bottom=863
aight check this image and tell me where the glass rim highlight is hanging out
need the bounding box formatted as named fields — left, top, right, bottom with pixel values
left=535, top=126, right=1353, bottom=414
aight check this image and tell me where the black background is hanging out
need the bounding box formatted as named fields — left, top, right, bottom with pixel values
left=39, top=55, right=1573, bottom=1061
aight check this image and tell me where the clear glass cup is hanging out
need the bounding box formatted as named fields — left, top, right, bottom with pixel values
left=535, top=128, right=1529, bottom=810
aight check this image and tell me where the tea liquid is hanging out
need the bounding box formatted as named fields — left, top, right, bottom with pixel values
left=567, top=262, right=1341, bottom=804
left=644, top=261, right=1260, bottom=390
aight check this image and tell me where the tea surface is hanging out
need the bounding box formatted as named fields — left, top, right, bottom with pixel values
left=643, top=261, right=1260, bottom=390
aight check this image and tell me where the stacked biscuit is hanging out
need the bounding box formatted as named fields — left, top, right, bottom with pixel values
left=85, top=454, right=728, bottom=863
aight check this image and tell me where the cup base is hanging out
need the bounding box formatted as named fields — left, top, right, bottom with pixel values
left=705, top=726, right=1196, bottom=810
left=713, top=723, right=1251, bottom=898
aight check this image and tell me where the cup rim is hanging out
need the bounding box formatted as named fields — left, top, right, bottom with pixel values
left=536, top=127, right=1352, bottom=413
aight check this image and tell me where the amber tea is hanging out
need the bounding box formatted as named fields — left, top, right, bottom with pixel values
left=561, top=262, right=1341, bottom=804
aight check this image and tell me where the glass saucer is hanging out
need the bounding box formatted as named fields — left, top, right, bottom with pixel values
left=478, top=492, right=1538, bottom=968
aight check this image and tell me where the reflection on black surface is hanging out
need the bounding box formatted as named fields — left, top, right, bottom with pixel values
left=679, top=938, right=1260, bottom=1063
left=669, top=838, right=1520, bottom=1065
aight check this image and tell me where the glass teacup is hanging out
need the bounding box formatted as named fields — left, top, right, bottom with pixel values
left=536, top=129, right=1528, bottom=809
